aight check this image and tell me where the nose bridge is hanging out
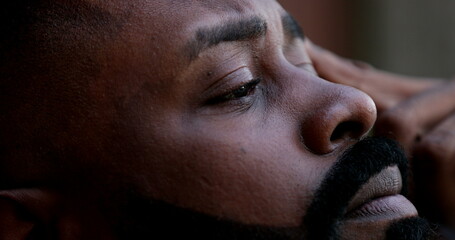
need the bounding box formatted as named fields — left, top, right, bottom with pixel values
left=286, top=73, right=377, bottom=154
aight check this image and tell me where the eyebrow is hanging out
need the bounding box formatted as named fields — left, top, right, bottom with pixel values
left=281, top=13, right=305, bottom=40
left=187, top=16, right=267, bottom=61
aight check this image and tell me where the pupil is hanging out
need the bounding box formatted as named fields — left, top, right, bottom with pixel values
left=235, top=86, right=247, bottom=97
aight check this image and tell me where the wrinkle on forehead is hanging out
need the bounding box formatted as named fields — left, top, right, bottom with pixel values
left=140, top=0, right=266, bottom=17
left=126, top=1, right=257, bottom=77
left=92, top=0, right=284, bottom=91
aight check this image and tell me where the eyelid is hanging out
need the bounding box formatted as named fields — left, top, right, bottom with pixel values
left=203, top=67, right=255, bottom=99
left=203, top=66, right=248, bottom=92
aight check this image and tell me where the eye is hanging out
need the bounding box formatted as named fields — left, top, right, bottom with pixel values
left=208, top=78, right=261, bottom=104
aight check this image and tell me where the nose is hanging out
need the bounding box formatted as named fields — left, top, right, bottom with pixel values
left=300, top=83, right=377, bottom=154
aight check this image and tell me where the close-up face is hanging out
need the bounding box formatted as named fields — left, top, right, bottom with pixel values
left=105, top=0, right=375, bottom=230
left=0, top=0, right=434, bottom=239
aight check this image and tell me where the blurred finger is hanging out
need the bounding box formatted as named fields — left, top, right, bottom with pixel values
left=412, top=113, right=455, bottom=226
left=376, top=81, right=455, bottom=152
left=305, top=40, right=442, bottom=112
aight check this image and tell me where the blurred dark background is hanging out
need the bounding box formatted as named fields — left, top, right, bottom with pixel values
left=279, top=0, right=455, bottom=79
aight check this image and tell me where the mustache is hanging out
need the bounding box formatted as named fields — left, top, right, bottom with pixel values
left=303, top=137, right=408, bottom=240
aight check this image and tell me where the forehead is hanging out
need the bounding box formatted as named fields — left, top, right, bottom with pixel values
left=142, top=0, right=282, bottom=23
left=79, top=0, right=295, bottom=109
left=117, top=0, right=285, bottom=74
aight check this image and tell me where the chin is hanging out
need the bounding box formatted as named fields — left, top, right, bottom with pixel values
left=339, top=167, right=419, bottom=240
left=340, top=216, right=439, bottom=240
left=338, top=194, right=439, bottom=240
left=339, top=199, right=418, bottom=240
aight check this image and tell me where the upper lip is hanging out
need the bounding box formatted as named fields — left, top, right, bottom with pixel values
left=345, top=165, right=403, bottom=215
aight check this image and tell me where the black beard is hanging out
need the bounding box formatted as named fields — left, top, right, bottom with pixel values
left=100, top=191, right=303, bottom=240
left=303, top=137, right=409, bottom=239
left=101, top=137, right=438, bottom=240
left=386, top=217, right=439, bottom=240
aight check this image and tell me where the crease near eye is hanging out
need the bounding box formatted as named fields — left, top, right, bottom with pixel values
left=294, top=62, right=316, bottom=75
left=206, top=78, right=261, bottom=105
left=294, top=62, right=312, bottom=68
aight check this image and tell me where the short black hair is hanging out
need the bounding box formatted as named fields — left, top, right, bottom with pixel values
left=0, top=1, right=127, bottom=180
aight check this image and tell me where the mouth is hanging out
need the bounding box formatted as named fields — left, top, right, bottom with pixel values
left=344, top=166, right=418, bottom=222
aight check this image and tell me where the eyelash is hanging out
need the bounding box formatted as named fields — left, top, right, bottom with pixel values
left=207, top=78, right=261, bottom=105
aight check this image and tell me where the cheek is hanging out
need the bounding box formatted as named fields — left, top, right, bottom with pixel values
left=134, top=120, right=332, bottom=227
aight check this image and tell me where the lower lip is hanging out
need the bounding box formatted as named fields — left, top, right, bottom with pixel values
left=345, top=194, right=418, bottom=222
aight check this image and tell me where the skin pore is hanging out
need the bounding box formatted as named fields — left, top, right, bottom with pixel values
left=0, top=0, right=442, bottom=239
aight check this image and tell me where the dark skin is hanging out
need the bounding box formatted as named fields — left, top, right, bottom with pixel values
left=0, top=0, right=452, bottom=239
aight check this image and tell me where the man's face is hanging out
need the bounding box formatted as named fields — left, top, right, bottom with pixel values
left=104, top=0, right=370, bottom=225
left=2, top=0, right=430, bottom=239
left=98, top=0, right=422, bottom=238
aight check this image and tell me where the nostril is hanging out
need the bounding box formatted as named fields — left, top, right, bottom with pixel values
left=330, top=121, right=364, bottom=142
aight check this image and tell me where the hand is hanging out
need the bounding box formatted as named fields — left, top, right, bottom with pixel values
left=305, top=41, right=455, bottom=228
